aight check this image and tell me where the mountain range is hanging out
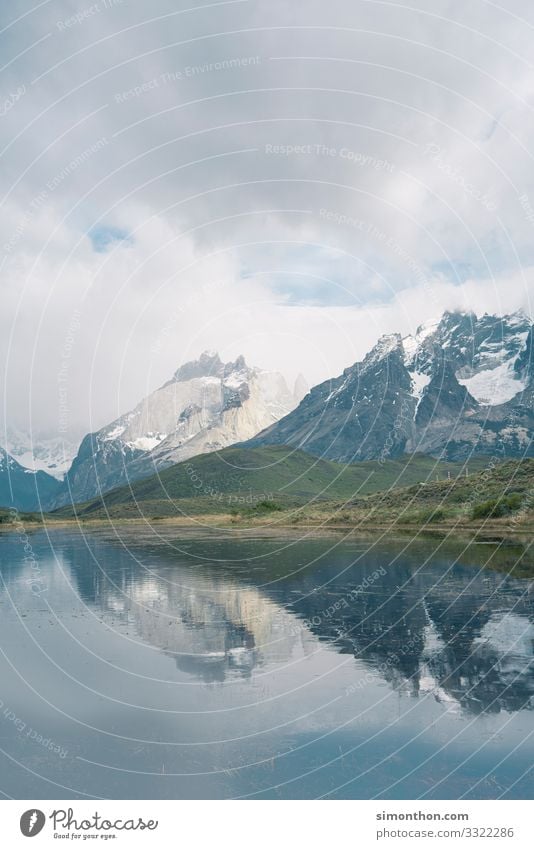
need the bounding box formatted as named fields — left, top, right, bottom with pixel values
left=249, top=310, right=533, bottom=462
left=1, top=310, right=532, bottom=512
left=0, top=447, right=61, bottom=512
left=4, top=427, right=78, bottom=479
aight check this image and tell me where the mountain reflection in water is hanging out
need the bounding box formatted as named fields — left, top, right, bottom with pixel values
left=62, top=532, right=534, bottom=715
left=1, top=529, right=533, bottom=800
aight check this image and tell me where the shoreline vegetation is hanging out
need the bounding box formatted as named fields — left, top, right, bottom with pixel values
left=3, top=514, right=532, bottom=539
left=0, top=451, right=532, bottom=545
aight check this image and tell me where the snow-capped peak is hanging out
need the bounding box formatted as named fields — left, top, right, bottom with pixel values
left=56, top=351, right=303, bottom=506
left=172, top=351, right=255, bottom=385
left=507, top=308, right=531, bottom=325
left=4, top=427, right=79, bottom=480
left=99, top=351, right=286, bottom=456
left=416, top=316, right=442, bottom=339
left=402, top=318, right=440, bottom=363
left=362, top=333, right=402, bottom=371
left=173, top=350, right=224, bottom=382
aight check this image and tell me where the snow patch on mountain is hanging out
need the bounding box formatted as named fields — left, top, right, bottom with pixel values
left=130, top=433, right=168, bottom=452
left=402, top=318, right=440, bottom=366
left=457, top=360, right=528, bottom=405
left=325, top=373, right=351, bottom=404
left=103, top=425, right=126, bottom=442
left=409, top=370, right=431, bottom=415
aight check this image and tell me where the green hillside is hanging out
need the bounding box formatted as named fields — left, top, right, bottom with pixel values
left=289, top=457, right=534, bottom=533
left=54, top=446, right=488, bottom=519
left=358, top=457, right=534, bottom=525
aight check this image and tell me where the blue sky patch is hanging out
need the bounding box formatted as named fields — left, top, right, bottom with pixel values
left=89, top=225, right=132, bottom=253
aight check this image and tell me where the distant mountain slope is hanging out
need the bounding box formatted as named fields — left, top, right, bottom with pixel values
left=54, top=446, right=487, bottom=519
left=0, top=448, right=61, bottom=511
left=5, top=427, right=79, bottom=480
left=249, top=310, right=533, bottom=462
left=55, top=352, right=305, bottom=508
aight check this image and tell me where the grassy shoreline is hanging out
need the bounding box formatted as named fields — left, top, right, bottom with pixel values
left=2, top=455, right=532, bottom=548
left=2, top=511, right=532, bottom=540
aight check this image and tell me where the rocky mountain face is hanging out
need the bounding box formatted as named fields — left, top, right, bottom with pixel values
left=249, top=310, right=533, bottom=462
left=53, top=352, right=305, bottom=507
left=0, top=448, right=62, bottom=512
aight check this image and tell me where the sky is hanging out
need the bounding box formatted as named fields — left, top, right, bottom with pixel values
left=1, top=0, right=534, bottom=441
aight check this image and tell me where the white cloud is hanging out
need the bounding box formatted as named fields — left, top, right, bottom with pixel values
left=1, top=0, right=533, bottom=436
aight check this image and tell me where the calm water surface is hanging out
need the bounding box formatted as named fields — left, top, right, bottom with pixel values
left=0, top=527, right=533, bottom=799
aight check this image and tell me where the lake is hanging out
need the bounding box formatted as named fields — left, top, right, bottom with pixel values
left=0, top=525, right=533, bottom=799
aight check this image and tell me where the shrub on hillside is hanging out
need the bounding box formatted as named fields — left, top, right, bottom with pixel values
left=471, top=493, right=523, bottom=520
left=254, top=500, right=283, bottom=512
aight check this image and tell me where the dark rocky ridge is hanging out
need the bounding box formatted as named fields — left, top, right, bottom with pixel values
left=249, top=310, right=533, bottom=462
